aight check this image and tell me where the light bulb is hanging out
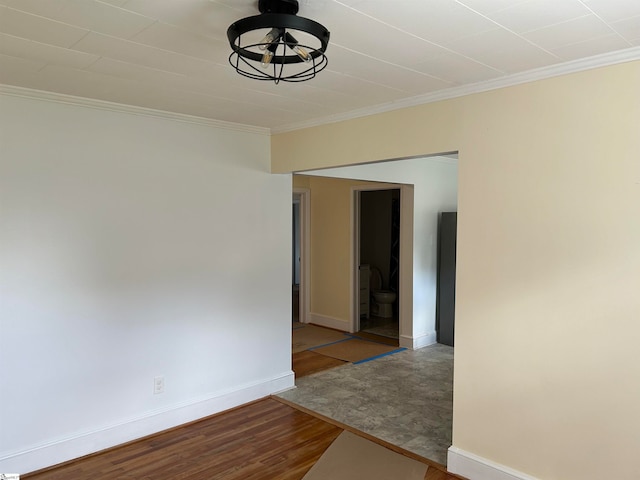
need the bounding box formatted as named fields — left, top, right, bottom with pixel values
left=292, top=44, right=311, bottom=62
left=261, top=49, right=274, bottom=68
left=258, top=28, right=281, bottom=51
left=284, top=32, right=312, bottom=63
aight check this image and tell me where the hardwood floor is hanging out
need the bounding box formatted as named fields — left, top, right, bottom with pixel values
left=292, top=349, right=347, bottom=378
left=292, top=323, right=398, bottom=379
left=23, top=398, right=463, bottom=480
left=24, top=399, right=340, bottom=480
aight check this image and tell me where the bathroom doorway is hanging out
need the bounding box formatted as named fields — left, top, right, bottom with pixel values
left=358, top=188, right=400, bottom=341
left=352, top=183, right=413, bottom=346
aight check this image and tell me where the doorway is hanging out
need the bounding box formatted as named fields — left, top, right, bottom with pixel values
left=288, top=156, right=457, bottom=467
left=293, top=188, right=310, bottom=324
left=292, top=194, right=300, bottom=323
left=357, top=188, right=401, bottom=341
left=352, top=183, right=414, bottom=349
left=295, top=153, right=456, bottom=349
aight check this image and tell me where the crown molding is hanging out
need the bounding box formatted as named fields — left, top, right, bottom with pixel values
left=3, top=46, right=639, bottom=136
left=271, top=46, right=640, bottom=134
left=0, top=84, right=270, bottom=136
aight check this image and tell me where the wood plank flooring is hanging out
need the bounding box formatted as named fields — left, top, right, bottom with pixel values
left=292, top=322, right=398, bottom=379
left=23, top=398, right=462, bottom=480
left=293, top=349, right=347, bottom=377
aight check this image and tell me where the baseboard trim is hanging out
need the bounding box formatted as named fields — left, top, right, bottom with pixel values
left=447, top=447, right=539, bottom=480
left=309, top=313, right=349, bottom=331
left=399, top=331, right=437, bottom=350
left=1, top=372, right=294, bottom=475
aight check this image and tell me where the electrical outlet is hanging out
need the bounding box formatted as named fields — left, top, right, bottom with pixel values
left=153, top=376, right=165, bottom=395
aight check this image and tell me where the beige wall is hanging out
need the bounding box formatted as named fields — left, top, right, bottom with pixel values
left=278, top=61, right=640, bottom=480
left=273, top=100, right=462, bottom=172
left=293, top=175, right=382, bottom=330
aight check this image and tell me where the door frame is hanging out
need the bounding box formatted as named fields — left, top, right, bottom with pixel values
left=351, top=183, right=414, bottom=345
left=293, top=187, right=310, bottom=323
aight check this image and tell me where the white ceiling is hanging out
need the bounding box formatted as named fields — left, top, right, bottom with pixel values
left=1, top=0, right=639, bottom=131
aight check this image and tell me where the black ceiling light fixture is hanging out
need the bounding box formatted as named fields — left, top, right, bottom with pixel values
left=227, top=0, right=330, bottom=84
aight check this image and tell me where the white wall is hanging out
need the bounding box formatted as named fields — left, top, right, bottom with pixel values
left=306, top=156, right=458, bottom=347
left=0, top=93, right=293, bottom=474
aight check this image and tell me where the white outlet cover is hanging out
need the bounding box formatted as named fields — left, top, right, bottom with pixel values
left=153, top=376, right=164, bottom=394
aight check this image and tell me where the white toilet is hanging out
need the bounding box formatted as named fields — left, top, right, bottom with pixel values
left=369, top=266, right=397, bottom=318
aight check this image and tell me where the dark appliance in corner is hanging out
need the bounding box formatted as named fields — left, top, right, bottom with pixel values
left=436, top=212, right=457, bottom=347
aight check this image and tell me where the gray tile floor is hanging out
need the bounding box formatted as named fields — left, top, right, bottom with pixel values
left=278, top=343, right=453, bottom=465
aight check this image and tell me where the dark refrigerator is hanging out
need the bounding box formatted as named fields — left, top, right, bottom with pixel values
left=436, top=212, right=457, bottom=347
